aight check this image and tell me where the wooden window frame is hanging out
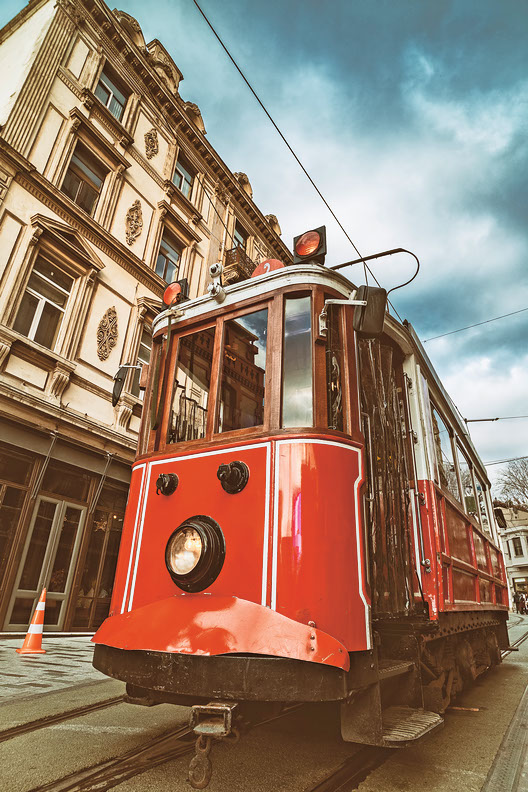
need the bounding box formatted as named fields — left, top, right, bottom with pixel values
left=143, top=284, right=362, bottom=457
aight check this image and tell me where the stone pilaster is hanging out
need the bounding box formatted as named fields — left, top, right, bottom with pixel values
left=2, top=5, right=76, bottom=157
left=0, top=326, right=14, bottom=369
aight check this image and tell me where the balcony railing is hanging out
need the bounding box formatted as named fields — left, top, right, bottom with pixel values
left=223, top=246, right=256, bottom=284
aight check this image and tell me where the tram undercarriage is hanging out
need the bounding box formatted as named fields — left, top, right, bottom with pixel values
left=93, top=607, right=508, bottom=746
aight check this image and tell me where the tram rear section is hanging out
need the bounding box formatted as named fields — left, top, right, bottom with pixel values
left=93, top=246, right=509, bottom=787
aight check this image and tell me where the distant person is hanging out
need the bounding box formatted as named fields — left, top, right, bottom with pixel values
left=513, top=591, right=522, bottom=613
left=520, top=594, right=527, bottom=615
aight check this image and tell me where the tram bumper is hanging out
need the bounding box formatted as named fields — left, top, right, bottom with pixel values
left=92, top=594, right=350, bottom=703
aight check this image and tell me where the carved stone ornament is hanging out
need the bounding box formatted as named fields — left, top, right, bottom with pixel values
left=184, top=102, right=206, bottom=133
left=29, top=227, right=44, bottom=246
left=97, top=307, right=118, bottom=361
left=215, top=184, right=230, bottom=205
left=48, top=362, right=73, bottom=401
left=146, top=40, right=183, bottom=94
left=265, top=214, right=282, bottom=236
left=233, top=172, right=253, bottom=198
left=113, top=10, right=145, bottom=48
left=144, top=128, right=159, bottom=159
left=125, top=200, right=143, bottom=245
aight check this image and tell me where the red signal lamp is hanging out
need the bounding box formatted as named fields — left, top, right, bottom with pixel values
left=251, top=259, right=285, bottom=277
left=293, top=226, right=327, bottom=266
left=163, top=282, right=182, bottom=307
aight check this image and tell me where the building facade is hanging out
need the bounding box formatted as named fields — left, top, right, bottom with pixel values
left=0, top=0, right=290, bottom=632
left=494, top=504, right=528, bottom=597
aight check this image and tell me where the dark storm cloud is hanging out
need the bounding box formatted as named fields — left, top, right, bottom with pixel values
left=200, top=0, right=528, bottom=126
left=424, top=311, right=528, bottom=361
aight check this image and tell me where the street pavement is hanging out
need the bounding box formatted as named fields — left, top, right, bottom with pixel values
left=0, top=616, right=526, bottom=791
left=0, top=636, right=101, bottom=700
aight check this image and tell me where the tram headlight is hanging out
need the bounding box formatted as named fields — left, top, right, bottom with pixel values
left=165, top=516, right=226, bottom=592
left=166, top=527, right=202, bottom=575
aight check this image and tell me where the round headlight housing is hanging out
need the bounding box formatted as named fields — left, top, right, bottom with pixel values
left=165, top=515, right=225, bottom=592
left=166, top=527, right=202, bottom=575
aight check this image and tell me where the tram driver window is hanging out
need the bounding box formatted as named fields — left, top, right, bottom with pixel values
left=218, top=308, right=268, bottom=433
left=167, top=327, right=215, bottom=443
left=325, top=302, right=344, bottom=431
left=282, top=296, right=313, bottom=428
left=431, top=406, right=460, bottom=502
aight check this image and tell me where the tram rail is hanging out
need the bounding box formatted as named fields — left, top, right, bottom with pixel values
left=0, top=695, right=124, bottom=743
left=27, top=722, right=194, bottom=792
left=304, top=746, right=389, bottom=792
left=501, top=627, right=528, bottom=658
left=302, top=629, right=528, bottom=792
left=24, top=705, right=302, bottom=792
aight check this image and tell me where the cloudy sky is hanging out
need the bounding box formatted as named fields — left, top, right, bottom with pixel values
left=3, top=0, right=527, bottom=493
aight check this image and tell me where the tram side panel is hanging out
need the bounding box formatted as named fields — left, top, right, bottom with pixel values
left=405, top=357, right=509, bottom=616
left=273, top=439, right=370, bottom=652
left=110, top=463, right=149, bottom=617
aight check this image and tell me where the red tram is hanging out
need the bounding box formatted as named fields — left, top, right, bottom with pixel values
left=93, top=230, right=509, bottom=787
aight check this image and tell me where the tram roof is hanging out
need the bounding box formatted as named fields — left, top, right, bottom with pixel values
left=152, top=262, right=490, bottom=485
left=384, top=314, right=491, bottom=484
left=152, top=262, right=356, bottom=336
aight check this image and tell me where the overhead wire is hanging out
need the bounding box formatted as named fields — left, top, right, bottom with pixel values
left=189, top=4, right=528, bottom=481
left=424, top=307, right=528, bottom=342
left=484, top=454, right=528, bottom=467
left=466, top=415, right=528, bottom=423
left=191, top=0, right=403, bottom=320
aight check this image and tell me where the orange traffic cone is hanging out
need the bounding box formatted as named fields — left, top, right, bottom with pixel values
left=16, top=589, right=47, bottom=654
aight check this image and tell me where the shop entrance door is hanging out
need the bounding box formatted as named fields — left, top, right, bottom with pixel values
left=5, top=497, right=85, bottom=631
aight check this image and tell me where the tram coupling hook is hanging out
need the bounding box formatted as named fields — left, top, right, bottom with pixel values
left=188, top=701, right=239, bottom=789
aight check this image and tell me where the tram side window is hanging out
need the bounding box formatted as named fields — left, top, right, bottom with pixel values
left=282, top=296, right=313, bottom=428
left=167, top=327, right=215, bottom=443
left=456, top=445, right=477, bottom=518
left=475, top=475, right=491, bottom=535
left=218, top=308, right=268, bottom=433
left=325, top=303, right=344, bottom=431
left=431, top=406, right=460, bottom=502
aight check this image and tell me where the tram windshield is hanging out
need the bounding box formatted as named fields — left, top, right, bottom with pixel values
left=218, top=308, right=268, bottom=433
left=167, top=327, right=215, bottom=444
left=150, top=287, right=354, bottom=451
left=282, top=296, right=312, bottom=427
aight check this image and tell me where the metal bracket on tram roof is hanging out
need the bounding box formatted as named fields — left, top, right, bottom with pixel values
left=207, top=262, right=226, bottom=303
left=319, top=295, right=367, bottom=336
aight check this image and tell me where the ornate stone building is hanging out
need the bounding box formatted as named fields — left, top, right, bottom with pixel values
left=494, top=504, right=528, bottom=599
left=0, top=0, right=290, bottom=632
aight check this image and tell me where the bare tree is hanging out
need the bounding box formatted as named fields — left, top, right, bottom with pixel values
left=498, top=459, right=528, bottom=507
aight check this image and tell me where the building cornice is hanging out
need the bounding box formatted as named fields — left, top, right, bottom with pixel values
left=0, top=386, right=136, bottom=461
left=76, top=0, right=292, bottom=261
left=0, top=0, right=292, bottom=261
left=79, top=89, right=134, bottom=148
left=158, top=199, right=201, bottom=245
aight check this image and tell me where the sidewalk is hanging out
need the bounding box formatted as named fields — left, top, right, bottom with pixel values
left=0, top=636, right=104, bottom=700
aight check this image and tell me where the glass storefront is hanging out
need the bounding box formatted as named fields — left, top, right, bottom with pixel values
left=0, top=443, right=129, bottom=632
left=0, top=452, right=32, bottom=587
left=71, top=485, right=127, bottom=631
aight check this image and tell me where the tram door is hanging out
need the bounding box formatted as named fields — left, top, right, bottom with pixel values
left=5, top=497, right=85, bottom=630
left=359, top=337, right=418, bottom=618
